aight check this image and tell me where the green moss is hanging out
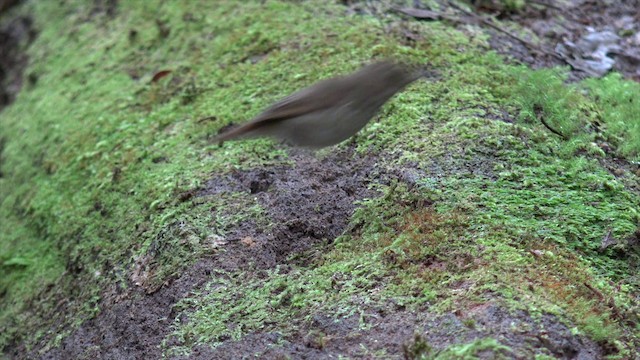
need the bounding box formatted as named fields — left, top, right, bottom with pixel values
left=164, top=202, right=467, bottom=356
left=165, top=46, right=639, bottom=359
left=2, top=0, right=640, bottom=356
left=583, top=73, right=640, bottom=161
left=440, top=338, right=511, bottom=359
left=497, top=66, right=640, bottom=162
left=0, top=0, right=331, bottom=350
left=502, top=67, right=589, bottom=138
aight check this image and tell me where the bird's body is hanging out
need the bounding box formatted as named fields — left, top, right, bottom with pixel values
left=213, top=61, right=420, bottom=148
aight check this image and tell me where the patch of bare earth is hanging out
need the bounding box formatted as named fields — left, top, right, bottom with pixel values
left=0, top=5, right=35, bottom=112
left=185, top=302, right=601, bottom=359
left=390, top=0, right=640, bottom=81
left=35, top=144, right=609, bottom=359
left=503, top=0, right=640, bottom=81
left=36, top=147, right=382, bottom=359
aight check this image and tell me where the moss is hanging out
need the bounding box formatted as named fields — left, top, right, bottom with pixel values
left=583, top=73, right=640, bottom=162
left=158, top=2, right=640, bottom=356
left=165, top=37, right=639, bottom=360
left=0, top=0, right=323, bottom=350
left=441, top=337, right=512, bottom=359
left=2, top=0, right=640, bottom=356
left=497, top=66, right=640, bottom=162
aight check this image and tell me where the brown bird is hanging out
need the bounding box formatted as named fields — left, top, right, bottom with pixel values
left=211, top=61, right=422, bottom=148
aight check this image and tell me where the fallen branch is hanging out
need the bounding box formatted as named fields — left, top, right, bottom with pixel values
left=534, top=104, right=566, bottom=139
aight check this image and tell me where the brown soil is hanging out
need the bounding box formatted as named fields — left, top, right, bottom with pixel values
left=0, top=11, right=34, bottom=112
left=37, top=147, right=606, bottom=360
left=390, top=0, right=640, bottom=81
left=491, top=0, right=640, bottom=81
left=182, top=303, right=602, bottom=359
left=38, top=147, right=385, bottom=359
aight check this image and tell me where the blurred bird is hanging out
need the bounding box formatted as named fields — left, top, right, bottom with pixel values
left=210, top=61, right=422, bottom=148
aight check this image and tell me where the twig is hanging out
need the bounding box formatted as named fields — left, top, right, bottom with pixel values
left=197, top=115, right=217, bottom=123
left=583, top=282, right=605, bottom=300
left=534, top=104, right=566, bottom=139
left=539, top=116, right=566, bottom=139
left=599, top=229, right=617, bottom=251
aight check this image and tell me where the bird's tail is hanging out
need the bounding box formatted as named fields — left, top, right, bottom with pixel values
left=211, top=121, right=262, bottom=145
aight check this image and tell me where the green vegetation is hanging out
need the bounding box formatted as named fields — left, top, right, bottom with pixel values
left=1, top=0, right=639, bottom=357
left=583, top=73, right=640, bottom=161
left=405, top=335, right=512, bottom=359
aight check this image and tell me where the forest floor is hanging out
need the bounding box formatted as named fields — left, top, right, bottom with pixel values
left=1, top=0, right=639, bottom=359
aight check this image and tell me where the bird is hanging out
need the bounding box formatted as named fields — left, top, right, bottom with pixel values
left=209, top=61, right=422, bottom=148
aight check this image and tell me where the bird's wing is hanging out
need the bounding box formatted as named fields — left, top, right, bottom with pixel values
left=252, top=78, right=352, bottom=123
left=213, top=78, right=353, bottom=142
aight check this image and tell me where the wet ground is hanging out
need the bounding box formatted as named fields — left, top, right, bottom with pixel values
left=2, top=0, right=638, bottom=358
left=37, top=148, right=606, bottom=359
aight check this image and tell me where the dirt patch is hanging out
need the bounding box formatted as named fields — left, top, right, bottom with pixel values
left=197, top=147, right=382, bottom=271
left=0, top=0, right=21, bottom=14
left=35, top=143, right=609, bottom=359
left=90, top=0, right=118, bottom=19
left=37, top=147, right=383, bottom=360
left=0, top=11, right=36, bottom=112
left=180, top=302, right=603, bottom=359
left=496, top=0, right=640, bottom=81
left=378, top=0, right=640, bottom=82
left=37, top=258, right=215, bottom=360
